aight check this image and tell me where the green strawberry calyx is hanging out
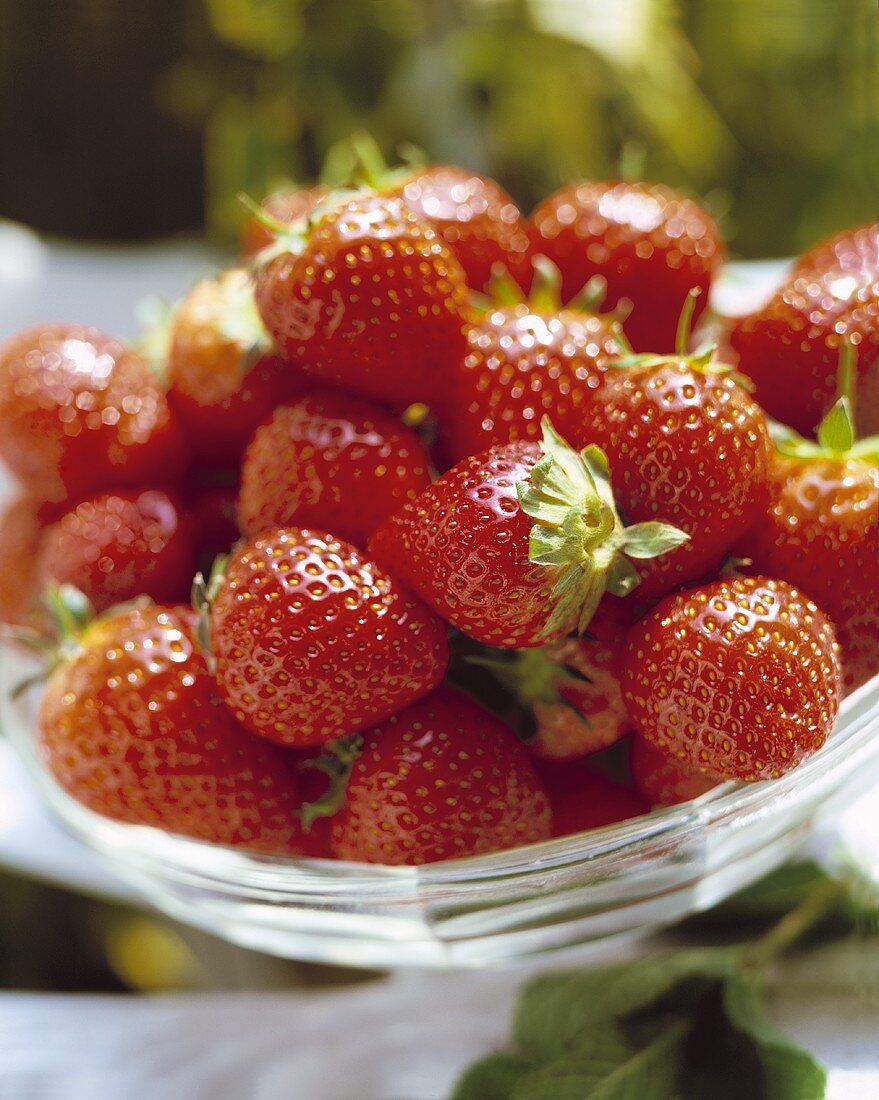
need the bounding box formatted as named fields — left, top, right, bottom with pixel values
left=240, top=188, right=361, bottom=268
left=773, top=344, right=879, bottom=465
left=472, top=255, right=617, bottom=321
left=191, top=554, right=228, bottom=664
left=300, top=734, right=364, bottom=831
left=519, top=418, right=689, bottom=640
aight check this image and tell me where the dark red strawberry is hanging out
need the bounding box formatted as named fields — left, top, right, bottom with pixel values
left=572, top=310, right=773, bottom=598
left=0, top=494, right=45, bottom=628
left=436, top=258, right=622, bottom=466
left=741, top=359, right=879, bottom=692
left=189, top=482, right=242, bottom=566
left=368, top=420, right=688, bottom=648
left=165, top=268, right=307, bottom=465
left=39, top=488, right=196, bottom=612
left=38, top=604, right=306, bottom=854
left=0, top=325, right=186, bottom=505
left=729, top=222, right=879, bottom=436
left=240, top=184, right=329, bottom=258
left=254, top=192, right=470, bottom=408
left=237, top=389, right=432, bottom=547
left=621, top=577, right=841, bottom=782
left=345, top=135, right=533, bottom=292
left=330, top=687, right=551, bottom=864
left=532, top=757, right=649, bottom=837
left=472, top=597, right=635, bottom=761
left=530, top=180, right=724, bottom=352
left=208, top=527, right=449, bottom=748
left=629, top=733, right=719, bottom=807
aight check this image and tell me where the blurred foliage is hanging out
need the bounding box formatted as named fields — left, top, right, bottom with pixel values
left=0, top=0, right=875, bottom=255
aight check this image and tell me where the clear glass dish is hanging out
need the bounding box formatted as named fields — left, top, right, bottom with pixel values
left=2, top=642, right=879, bottom=970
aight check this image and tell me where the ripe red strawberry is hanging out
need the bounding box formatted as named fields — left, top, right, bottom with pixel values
left=330, top=687, right=551, bottom=864
left=344, top=136, right=533, bottom=292
left=38, top=604, right=306, bottom=854
left=237, top=389, right=432, bottom=547
left=530, top=180, right=724, bottom=352
left=472, top=598, right=635, bottom=761
left=165, top=268, right=306, bottom=465
left=0, top=325, right=186, bottom=505
left=254, top=192, right=470, bottom=408
left=394, top=164, right=532, bottom=292
left=621, top=577, right=842, bottom=782
left=532, top=757, right=649, bottom=837
left=629, top=733, right=719, bottom=807
left=38, top=488, right=196, bottom=613
left=240, top=184, right=329, bottom=258
left=208, top=527, right=449, bottom=748
left=436, top=258, right=622, bottom=466
left=573, top=322, right=773, bottom=598
left=740, top=371, right=879, bottom=692
left=369, top=420, right=688, bottom=648
left=729, top=222, right=879, bottom=436
left=0, top=494, right=45, bottom=628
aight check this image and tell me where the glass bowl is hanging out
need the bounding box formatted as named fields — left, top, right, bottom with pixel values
left=3, top=642, right=879, bottom=970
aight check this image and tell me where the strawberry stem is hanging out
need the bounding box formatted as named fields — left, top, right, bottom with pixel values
left=300, top=734, right=364, bottom=831
left=529, top=255, right=564, bottom=312
left=675, top=287, right=702, bottom=356
left=237, top=192, right=292, bottom=238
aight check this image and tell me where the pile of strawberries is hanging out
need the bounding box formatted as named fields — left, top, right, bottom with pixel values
left=1, top=139, right=877, bottom=866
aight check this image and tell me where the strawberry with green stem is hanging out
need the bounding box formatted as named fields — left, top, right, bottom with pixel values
left=36, top=598, right=308, bottom=854
left=368, top=418, right=688, bottom=649
left=252, top=189, right=470, bottom=409
left=346, top=133, right=533, bottom=292
left=571, top=290, right=773, bottom=598
left=741, top=345, right=879, bottom=692
left=436, top=256, right=624, bottom=467
left=468, top=597, right=635, bottom=761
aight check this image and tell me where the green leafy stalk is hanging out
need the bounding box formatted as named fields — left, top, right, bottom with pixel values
left=519, top=418, right=688, bottom=639
left=300, top=734, right=364, bottom=831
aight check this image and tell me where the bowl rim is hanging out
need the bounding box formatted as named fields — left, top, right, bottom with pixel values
left=5, top=643, right=878, bottom=895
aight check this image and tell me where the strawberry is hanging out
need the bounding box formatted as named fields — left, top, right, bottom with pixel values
left=254, top=192, right=470, bottom=408
left=0, top=494, right=45, bottom=628
left=207, top=527, right=450, bottom=748
left=165, top=268, right=306, bottom=465
left=532, top=757, right=649, bottom=837
left=629, top=733, right=719, bottom=807
left=436, top=258, right=622, bottom=467
left=729, top=222, right=879, bottom=437
left=38, top=603, right=306, bottom=854
left=329, top=687, right=551, bottom=865
left=237, top=389, right=432, bottom=547
left=0, top=324, right=186, bottom=505
left=368, top=419, right=688, bottom=648
left=471, top=598, right=635, bottom=761
left=621, top=576, right=842, bottom=782
left=740, top=353, right=879, bottom=692
left=530, top=180, right=724, bottom=352
left=345, top=135, right=533, bottom=292
left=38, top=488, right=197, bottom=613
left=572, top=304, right=773, bottom=597
left=240, top=184, right=329, bottom=258
left=189, top=482, right=242, bottom=566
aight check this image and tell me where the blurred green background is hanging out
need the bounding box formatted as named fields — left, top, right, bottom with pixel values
left=1, top=0, right=877, bottom=257
left=0, top=0, right=876, bottom=996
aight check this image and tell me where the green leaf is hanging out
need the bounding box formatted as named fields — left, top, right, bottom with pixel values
left=513, top=949, right=738, bottom=1061
left=512, top=1021, right=686, bottom=1100
left=620, top=522, right=690, bottom=559
left=723, top=974, right=827, bottom=1100
left=452, top=1053, right=533, bottom=1100
left=816, top=397, right=855, bottom=454
left=508, top=1020, right=645, bottom=1100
